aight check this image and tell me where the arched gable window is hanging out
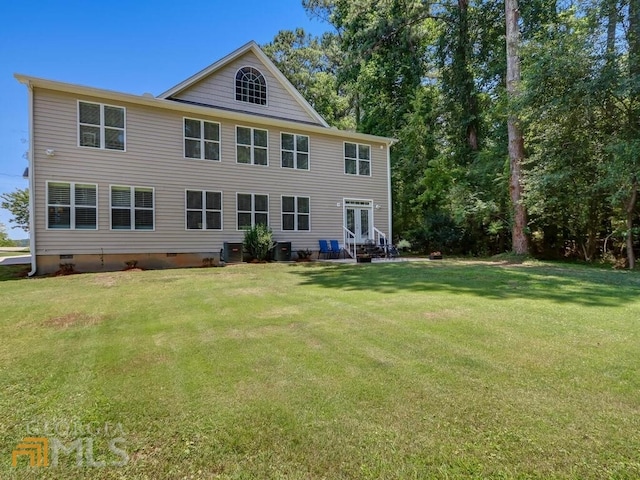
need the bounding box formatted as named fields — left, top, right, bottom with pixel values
left=235, top=67, right=267, bottom=106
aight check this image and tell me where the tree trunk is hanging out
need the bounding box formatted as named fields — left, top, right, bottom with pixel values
left=458, top=0, right=479, bottom=152
left=628, top=0, right=639, bottom=269
left=626, top=177, right=637, bottom=269
left=505, top=0, right=529, bottom=254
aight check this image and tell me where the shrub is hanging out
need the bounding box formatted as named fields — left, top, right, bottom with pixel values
left=243, top=224, right=276, bottom=262
left=397, top=239, right=411, bottom=251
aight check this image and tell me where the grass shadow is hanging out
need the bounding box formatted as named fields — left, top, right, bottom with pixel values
left=289, top=260, right=640, bottom=307
left=0, top=265, right=30, bottom=282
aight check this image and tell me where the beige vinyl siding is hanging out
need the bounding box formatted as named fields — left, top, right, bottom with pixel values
left=172, top=51, right=318, bottom=125
left=32, top=88, right=390, bottom=255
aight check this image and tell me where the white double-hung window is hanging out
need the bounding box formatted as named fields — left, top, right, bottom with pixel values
left=186, top=190, right=222, bottom=230
left=282, top=196, right=310, bottom=231
left=78, top=101, right=125, bottom=150
left=281, top=133, right=309, bottom=170
left=236, top=126, right=268, bottom=165
left=184, top=118, right=220, bottom=161
left=47, top=182, right=97, bottom=229
left=111, top=186, right=154, bottom=230
left=237, top=193, right=268, bottom=229
left=344, top=142, right=371, bottom=176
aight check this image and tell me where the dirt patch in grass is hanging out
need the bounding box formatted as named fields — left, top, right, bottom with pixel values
left=43, top=312, right=105, bottom=328
left=423, top=308, right=468, bottom=321
left=225, top=322, right=304, bottom=339
left=92, top=273, right=122, bottom=287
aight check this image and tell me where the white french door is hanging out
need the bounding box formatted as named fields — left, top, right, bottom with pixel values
left=345, top=200, right=373, bottom=243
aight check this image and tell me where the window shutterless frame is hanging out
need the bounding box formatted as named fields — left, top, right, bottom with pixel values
left=343, top=141, right=371, bottom=176
left=184, top=189, right=223, bottom=230
left=234, top=66, right=268, bottom=107
left=236, top=192, right=269, bottom=230
left=280, top=195, right=311, bottom=232
left=46, top=181, right=98, bottom=230
left=77, top=100, right=126, bottom=151
left=235, top=125, right=269, bottom=166
left=280, top=132, right=310, bottom=171
left=183, top=117, right=221, bottom=161
left=109, top=185, right=155, bottom=231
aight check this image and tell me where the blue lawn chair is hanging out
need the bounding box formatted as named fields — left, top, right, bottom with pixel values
left=330, top=240, right=343, bottom=259
left=318, top=240, right=331, bottom=259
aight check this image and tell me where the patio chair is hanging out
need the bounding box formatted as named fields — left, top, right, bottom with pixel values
left=318, top=239, right=332, bottom=259
left=329, top=240, right=344, bottom=259
left=379, top=237, right=399, bottom=259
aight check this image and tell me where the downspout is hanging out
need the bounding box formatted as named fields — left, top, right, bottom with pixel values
left=26, top=81, right=37, bottom=276
left=386, top=140, right=395, bottom=242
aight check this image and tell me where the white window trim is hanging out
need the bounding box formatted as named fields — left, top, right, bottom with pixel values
left=342, top=198, right=375, bottom=235
left=236, top=192, right=270, bottom=230
left=109, top=185, right=155, bottom=231
left=280, top=132, right=311, bottom=171
left=343, top=141, right=372, bottom=177
left=183, top=117, right=221, bottom=161
left=77, top=100, right=126, bottom=152
left=45, top=181, right=98, bottom=230
left=184, top=189, right=223, bottom=231
left=234, top=66, right=269, bottom=108
left=281, top=195, right=311, bottom=232
left=235, top=125, right=269, bottom=167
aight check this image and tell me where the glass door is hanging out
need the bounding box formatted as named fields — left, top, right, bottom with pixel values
left=345, top=201, right=373, bottom=243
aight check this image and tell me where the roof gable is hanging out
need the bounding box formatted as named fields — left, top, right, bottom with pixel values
left=159, top=41, right=329, bottom=127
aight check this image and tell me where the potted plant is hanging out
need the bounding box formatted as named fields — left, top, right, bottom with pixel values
left=357, top=253, right=372, bottom=263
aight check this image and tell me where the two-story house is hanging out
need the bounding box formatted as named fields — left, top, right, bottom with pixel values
left=15, top=41, right=395, bottom=274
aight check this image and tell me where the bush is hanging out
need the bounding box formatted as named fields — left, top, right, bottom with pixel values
left=243, top=224, right=276, bottom=262
left=407, top=213, right=465, bottom=254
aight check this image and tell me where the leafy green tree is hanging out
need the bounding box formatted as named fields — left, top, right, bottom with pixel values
left=0, top=188, right=29, bottom=233
left=0, top=222, right=16, bottom=246
left=505, top=0, right=529, bottom=255
left=296, top=0, right=637, bottom=262
left=262, top=29, right=355, bottom=129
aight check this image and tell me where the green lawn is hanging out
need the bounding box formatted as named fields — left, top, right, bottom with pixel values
left=0, top=251, right=29, bottom=257
left=1, top=260, right=639, bottom=479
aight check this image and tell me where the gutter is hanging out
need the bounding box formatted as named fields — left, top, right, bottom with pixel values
left=26, top=81, right=36, bottom=277
left=14, top=74, right=396, bottom=146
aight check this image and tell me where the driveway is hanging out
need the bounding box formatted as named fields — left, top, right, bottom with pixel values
left=0, top=254, right=31, bottom=266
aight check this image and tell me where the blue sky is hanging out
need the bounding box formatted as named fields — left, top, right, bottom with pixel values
left=0, top=0, right=329, bottom=239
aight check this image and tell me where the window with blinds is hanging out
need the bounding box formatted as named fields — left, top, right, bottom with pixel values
left=47, top=182, right=97, bottom=229
left=110, top=186, right=154, bottom=230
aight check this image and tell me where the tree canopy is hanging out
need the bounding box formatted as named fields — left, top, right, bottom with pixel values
left=1, top=188, right=29, bottom=233
left=265, top=0, right=639, bottom=267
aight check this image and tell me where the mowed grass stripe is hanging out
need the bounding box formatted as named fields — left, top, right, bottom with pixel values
left=0, top=260, right=639, bottom=479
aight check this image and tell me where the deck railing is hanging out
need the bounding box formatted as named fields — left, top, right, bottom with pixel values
left=373, top=227, right=387, bottom=248
left=343, top=226, right=356, bottom=258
